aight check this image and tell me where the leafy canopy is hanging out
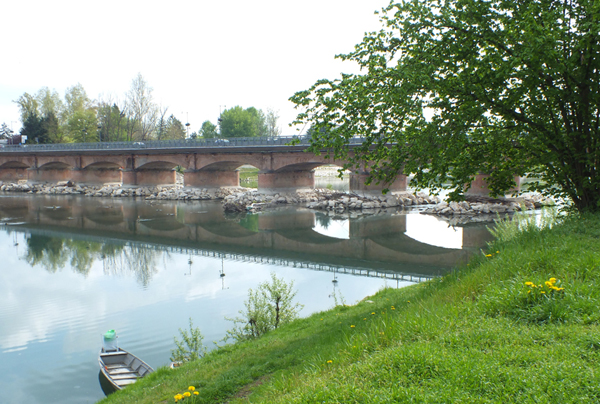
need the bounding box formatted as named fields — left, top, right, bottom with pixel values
left=291, top=0, right=600, bottom=212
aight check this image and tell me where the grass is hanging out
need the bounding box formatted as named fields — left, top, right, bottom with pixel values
left=238, top=167, right=258, bottom=188
left=99, top=209, right=600, bottom=403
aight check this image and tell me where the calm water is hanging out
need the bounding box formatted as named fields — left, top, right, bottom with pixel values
left=0, top=193, right=495, bottom=404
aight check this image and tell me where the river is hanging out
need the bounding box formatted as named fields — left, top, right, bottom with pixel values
left=0, top=193, right=495, bottom=404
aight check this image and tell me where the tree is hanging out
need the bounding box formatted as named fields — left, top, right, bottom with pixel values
left=291, top=0, right=600, bottom=212
left=220, top=106, right=266, bottom=138
left=0, top=123, right=13, bottom=139
left=199, top=120, right=218, bottom=139
left=20, top=114, right=48, bottom=144
left=42, top=112, right=63, bottom=144
left=164, top=114, right=186, bottom=140
left=37, top=87, right=64, bottom=119
left=13, top=93, right=39, bottom=122
left=224, top=273, right=303, bottom=342
left=265, top=108, right=282, bottom=138
left=126, top=73, right=158, bottom=141
left=97, top=99, right=129, bottom=142
left=66, top=109, right=98, bottom=143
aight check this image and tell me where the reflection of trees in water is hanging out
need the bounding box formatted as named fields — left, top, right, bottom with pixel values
left=25, top=235, right=69, bottom=273
left=315, top=212, right=332, bottom=229
left=102, top=245, right=161, bottom=288
left=24, top=234, right=161, bottom=286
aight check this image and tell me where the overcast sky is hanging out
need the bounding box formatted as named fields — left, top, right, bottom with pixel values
left=1, top=1, right=391, bottom=136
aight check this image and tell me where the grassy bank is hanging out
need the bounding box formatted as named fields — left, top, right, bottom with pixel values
left=100, top=210, right=600, bottom=403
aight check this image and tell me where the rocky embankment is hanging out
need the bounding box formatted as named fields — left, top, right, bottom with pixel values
left=0, top=181, right=241, bottom=200
left=221, top=189, right=555, bottom=219
left=221, top=189, right=440, bottom=213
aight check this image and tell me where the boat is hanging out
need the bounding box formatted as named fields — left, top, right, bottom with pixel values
left=98, top=330, right=154, bottom=391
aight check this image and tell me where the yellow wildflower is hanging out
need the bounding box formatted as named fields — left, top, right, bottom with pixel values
left=525, top=282, right=534, bottom=286
left=183, top=391, right=191, bottom=397
left=188, top=386, right=195, bottom=391
left=327, top=360, right=333, bottom=364
left=350, top=325, right=355, bottom=328
left=485, top=254, right=492, bottom=257
left=194, top=391, right=199, bottom=395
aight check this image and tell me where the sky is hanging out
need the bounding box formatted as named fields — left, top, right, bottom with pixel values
left=1, top=0, right=391, bottom=136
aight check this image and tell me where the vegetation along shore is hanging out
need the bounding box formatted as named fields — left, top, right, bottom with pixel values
left=98, top=208, right=600, bottom=403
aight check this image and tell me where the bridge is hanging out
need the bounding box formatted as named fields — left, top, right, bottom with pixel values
left=0, top=137, right=502, bottom=195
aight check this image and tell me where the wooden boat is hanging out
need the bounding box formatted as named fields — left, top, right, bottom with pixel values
left=98, top=347, right=154, bottom=390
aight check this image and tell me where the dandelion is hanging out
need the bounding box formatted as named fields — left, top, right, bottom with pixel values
left=363, top=318, right=367, bottom=320
left=391, top=306, right=395, bottom=310
left=371, top=312, right=375, bottom=315
left=188, top=386, right=195, bottom=391
left=327, top=360, right=333, bottom=364
left=350, top=325, right=355, bottom=328
left=525, top=281, right=534, bottom=287
left=183, top=391, right=191, bottom=398
left=485, top=254, right=492, bottom=257
left=174, top=394, right=184, bottom=402
left=194, top=391, right=199, bottom=396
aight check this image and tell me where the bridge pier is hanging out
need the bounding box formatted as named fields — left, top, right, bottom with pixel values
left=258, top=170, right=314, bottom=193
left=466, top=174, right=521, bottom=196
left=349, top=173, right=408, bottom=194
left=0, top=168, right=28, bottom=182
left=184, top=170, right=239, bottom=188
left=122, top=169, right=176, bottom=187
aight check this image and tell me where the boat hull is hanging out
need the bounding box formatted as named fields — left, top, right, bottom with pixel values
left=98, top=348, right=154, bottom=391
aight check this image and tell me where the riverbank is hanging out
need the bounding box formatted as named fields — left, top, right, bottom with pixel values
left=99, top=210, right=600, bottom=403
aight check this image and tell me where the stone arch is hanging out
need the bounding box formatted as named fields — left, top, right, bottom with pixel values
left=0, top=161, right=30, bottom=169
left=38, top=162, right=73, bottom=170
left=136, top=161, right=178, bottom=170
left=0, top=161, right=30, bottom=182
left=75, top=161, right=123, bottom=185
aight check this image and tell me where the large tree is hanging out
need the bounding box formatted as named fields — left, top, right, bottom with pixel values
left=220, top=106, right=266, bottom=138
left=291, top=0, right=600, bottom=212
left=126, top=73, right=158, bottom=141
left=199, top=120, right=218, bottom=139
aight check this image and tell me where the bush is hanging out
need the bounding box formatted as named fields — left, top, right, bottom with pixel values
left=171, top=318, right=207, bottom=363
left=224, top=273, right=303, bottom=342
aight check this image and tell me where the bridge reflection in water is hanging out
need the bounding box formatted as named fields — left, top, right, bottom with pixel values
left=0, top=194, right=495, bottom=283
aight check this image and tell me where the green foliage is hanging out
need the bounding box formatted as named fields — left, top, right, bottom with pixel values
left=291, top=0, right=600, bottom=212
left=171, top=318, right=207, bottom=363
left=224, top=273, right=303, bottom=342
left=199, top=120, right=218, bottom=139
left=220, top=106, right=266, bottom=138
left=97, top=102, right=129, bottom=142
left=66, top=108, right=98, bottom=143
left=20, top=114, right=48, bottom=144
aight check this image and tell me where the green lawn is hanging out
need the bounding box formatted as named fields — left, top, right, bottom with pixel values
left=99, top=209, right=600, bottom=403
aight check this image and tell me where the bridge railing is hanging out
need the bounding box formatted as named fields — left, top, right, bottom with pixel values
left=0, top=135, right=365, bottom=153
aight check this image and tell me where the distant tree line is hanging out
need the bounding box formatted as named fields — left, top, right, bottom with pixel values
left=5, top=73, right=281, bottom=144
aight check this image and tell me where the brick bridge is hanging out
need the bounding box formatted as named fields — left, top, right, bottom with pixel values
left=0, top=137, right=505, bottom=195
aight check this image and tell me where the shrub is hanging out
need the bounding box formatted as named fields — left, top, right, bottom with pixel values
left=224, top=273, right=303, bottom=342
left=171, top=318, right=207, bottom=363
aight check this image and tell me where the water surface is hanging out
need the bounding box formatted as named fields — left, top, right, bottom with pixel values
left=0, top=194, right=494, bottom=403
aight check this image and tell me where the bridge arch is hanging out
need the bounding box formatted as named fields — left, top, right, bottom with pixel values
left=0, top=161, right=30, bottom=182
